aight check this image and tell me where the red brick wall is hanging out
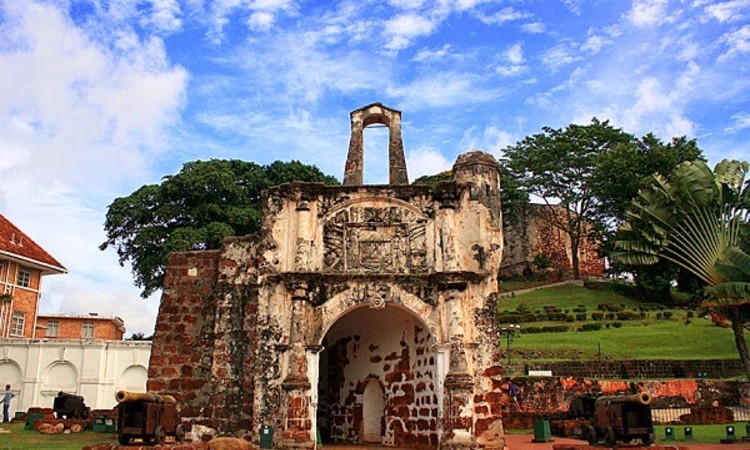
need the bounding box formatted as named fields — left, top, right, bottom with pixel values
left=148, top=250, right=221, bottom=420
left=37, top=317, right=124, bottom=340
left=0, top=260, right=42, bottom=338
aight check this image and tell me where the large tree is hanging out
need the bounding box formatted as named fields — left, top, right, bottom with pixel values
left=503, top=118, right=635, bottom=278
left=615, top=160, right=750, bottom=379
left=101, top=159, right=338, bottom=298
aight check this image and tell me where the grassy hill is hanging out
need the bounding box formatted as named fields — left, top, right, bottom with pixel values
left=497, top=283, right=748, bottom=361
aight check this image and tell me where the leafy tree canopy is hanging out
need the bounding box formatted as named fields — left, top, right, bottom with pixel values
left=101, top=159, right=338, bottom=298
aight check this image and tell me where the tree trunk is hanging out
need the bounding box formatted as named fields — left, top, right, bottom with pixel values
left=730, top=308, right=750, bottom=381
left=570, top=236, right=581, bottom=279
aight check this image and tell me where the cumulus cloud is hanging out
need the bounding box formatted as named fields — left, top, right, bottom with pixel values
left=0, top=1, right=187, bottom=335
left=406, top=147, right=453, bottom=180
left=703, top=0, right=750, bottom=23
left=581, top=34, right=613, bottom=53
left=719, top=24, right=750, bottom=59
left=459, top=125, right=517, bottom=158
left=627, top=0, right=674, bottom=27
left=384, top=13, right=436, bottom=50
left=496, top=42, right=529, bottom=76
left=195, top=0, right=298, bottom=43
left=541, top=45, right=582, bottom=71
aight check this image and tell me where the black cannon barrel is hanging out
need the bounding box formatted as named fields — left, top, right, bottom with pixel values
left=595, top=392, right=652, bottom=406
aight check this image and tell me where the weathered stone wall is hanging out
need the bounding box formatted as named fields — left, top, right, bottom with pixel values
left=501, top=204, right=604, bottom=279
left=516, top=358, right=746, bottom=380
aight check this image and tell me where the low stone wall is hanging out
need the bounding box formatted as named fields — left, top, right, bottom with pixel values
left=518, top=359, right=745, bottom=379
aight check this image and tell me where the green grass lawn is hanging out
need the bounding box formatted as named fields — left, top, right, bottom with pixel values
left=499, top=284, right=749, bottom=361
left=653, top=423, right=750, bottom=443
left=0, top=422, right=117, bottom=450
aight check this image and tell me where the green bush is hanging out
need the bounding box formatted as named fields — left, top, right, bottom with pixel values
left=576, top=313, right=587, bottom=321
left=524, top=326, right=542, bottom=334
left=597, top=302, right=625, bottom=312
left=572, top=306, right=587, bottom=313
left=616, top=311, right=639, bottom=320
left=578, top=323, right=603, bottom=332
left=565, top=314, right=575, bottom=322
left=611, top=322, right=623, bottom=328
left=655, top=312, right=663, bottom=319
left=663, top=311, right=673, bottom=319
left=591, top=312, right=604, bottom=320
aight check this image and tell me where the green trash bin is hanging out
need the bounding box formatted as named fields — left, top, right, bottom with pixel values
left=532, top=419, right=554, bottom=443
left=104, top=417, right=116, bottom=433
left=260, top=425, right=274, bottom=449
left=93, top=416, right=107, bottom=432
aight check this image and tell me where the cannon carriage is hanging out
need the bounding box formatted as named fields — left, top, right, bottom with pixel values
left=586, top=392, right=654, bottom=446
left=115, top=391, right=185, bottom=445
left=53, top=391, right=90, bottom=419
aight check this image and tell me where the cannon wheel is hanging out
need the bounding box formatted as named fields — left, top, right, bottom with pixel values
left=586, top=426, right=597, bottom=445
left=604, top=426, right=616, bottom=447
left=154, top=426, right=166, bottom=445
left=176, top=424, right=186, bottom=443
left=118, top=434, right=131, bottom=446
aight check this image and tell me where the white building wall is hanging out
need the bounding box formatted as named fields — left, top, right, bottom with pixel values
left=0, top=339, right=151, bottom=417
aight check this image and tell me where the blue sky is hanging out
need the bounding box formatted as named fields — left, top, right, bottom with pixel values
left=1, top=0, right=748, bottom=336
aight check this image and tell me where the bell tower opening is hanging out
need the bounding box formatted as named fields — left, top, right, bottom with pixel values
left=362, top=124, right=389, bottom=184
left=316, top=304, right=438, bottom=448
left=343, top=102, right=409, bottom=186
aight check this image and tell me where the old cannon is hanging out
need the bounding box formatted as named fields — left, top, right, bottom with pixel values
left=585, top=392, right=654, bottom=446
left=115, top=390, right=185, bottom=445
left=53, top=391, right=90, bottom=419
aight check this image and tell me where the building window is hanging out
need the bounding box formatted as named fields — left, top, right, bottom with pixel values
left=10, top=312, right=25, bottom=336
left=46, top=320, right=59, bottom=337
left=16, top=267, right=32, bottom=288
left=82, top=322, right=94, bottom=338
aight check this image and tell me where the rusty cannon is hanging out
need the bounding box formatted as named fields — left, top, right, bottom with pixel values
left=53, top=391, right=91, bottom=419
left=115, top=390, right=185, bottom=445
left=585, top=392, right=654, bottom=447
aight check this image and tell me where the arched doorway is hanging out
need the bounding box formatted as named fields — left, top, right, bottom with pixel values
left=317, top=304, right=439, bottom=448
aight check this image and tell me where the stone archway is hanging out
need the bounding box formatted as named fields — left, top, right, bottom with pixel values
left=316, top=304, right=439, bottom=448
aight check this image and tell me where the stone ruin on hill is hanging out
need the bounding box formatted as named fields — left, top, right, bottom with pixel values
left=148, top=102, right=511, bottom=450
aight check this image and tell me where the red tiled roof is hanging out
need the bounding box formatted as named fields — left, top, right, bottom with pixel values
left=0, top=214, right=66, bottom=274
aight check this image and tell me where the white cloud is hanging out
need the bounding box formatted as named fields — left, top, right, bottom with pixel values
left=387, top=72, right=501, bottom=108
left=561, top=0, right=582, bottom=15
left=541, top=45, right=582, bottom=71
left=627, top=0, right=673, bottom=27
left=387, top=0, right=426, bottom=10
left=0, top=1, right=187, bottom=335
left=194, top=0, right=298, bottom=43
left=719, top=24, right=750, bottom=59
left=581, top=34, right=613, bottom=53
left=459, top=125, right=518, bottom=158
left=477, top=7, right=532, bottom=25
left=406, top=147, right=453, bottom=179
left=384, top=13, right=436, bottom=50
left=725, top=112, right=750, bottom=131
left=413, top=44, right=453, bottom=62
left=139, top=0, right=183, bottom=34
left=521, top=22, right=546, bottom=33
left=703, top=0, right=750, bottom=23
left=496, top=42, right=529, bottom=76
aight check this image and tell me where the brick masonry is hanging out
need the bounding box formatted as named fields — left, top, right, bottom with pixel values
left=520, top=359, right=746, bottom=380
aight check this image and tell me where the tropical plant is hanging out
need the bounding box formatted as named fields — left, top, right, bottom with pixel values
left=615, top=159, right=750, bottom=379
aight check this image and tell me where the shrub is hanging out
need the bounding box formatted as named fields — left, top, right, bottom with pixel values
left=576, top=313, right=587, bottom=321
left=611, top=322, right=623, bottom=328
left=616, top=311, right=638, bottom=321
left=565, top=314, right=575, bottom=322
left=663, top=311, right=673, bottom=319
left=591, top=312, right=604, bottom=320
left=655, top=312, right=663, bottom=319
left=572, top=307, right=587, bottom=313
left=524, top=326, right=542, bottom=334
left=578, top=323, right=603, bottom=332
left=605, top=312, right=615, bottom=320
left=597, top=303, right=625, bottom=312
left=516, top=303, right=531, bottom=313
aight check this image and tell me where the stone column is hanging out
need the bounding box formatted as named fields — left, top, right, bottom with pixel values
left=280, top=284, right=314, bottom=449
left=294, top=200, right=313, bottom=272
left=441, top=286, right=476, bottom=449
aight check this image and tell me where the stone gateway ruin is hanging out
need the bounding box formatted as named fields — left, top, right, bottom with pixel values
left=148, top=103, right=509, bottom=449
